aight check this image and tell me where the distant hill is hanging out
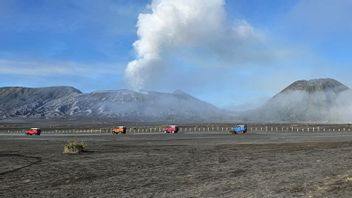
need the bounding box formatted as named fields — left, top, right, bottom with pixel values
left=279, top=78, right=348, bottom=94
left=245, top=78, right=352, bottom=123
left=3, top=78, right=351, bottom=123
left=0, top=86, right=81, bottom=119
left=0, top=87, right=230, bottom=123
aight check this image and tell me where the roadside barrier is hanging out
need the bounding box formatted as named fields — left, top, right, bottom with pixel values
left=1, top=124, right=352, bottom=134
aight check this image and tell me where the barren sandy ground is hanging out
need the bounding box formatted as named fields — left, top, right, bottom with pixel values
left=2, top=132, right=352, bottom=197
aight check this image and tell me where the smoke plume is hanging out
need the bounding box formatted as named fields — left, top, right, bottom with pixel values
left=125, top=0, right=268, bottom=90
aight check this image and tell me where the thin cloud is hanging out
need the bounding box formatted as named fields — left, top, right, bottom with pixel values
left=283, top=0, right=352, bottom=40
left=0, top=59, right=119, bottom=77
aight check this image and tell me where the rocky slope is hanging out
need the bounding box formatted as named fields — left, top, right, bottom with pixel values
left=0, top=87, right=230, bottom=122
left=0, top=87, right=81, bottom=119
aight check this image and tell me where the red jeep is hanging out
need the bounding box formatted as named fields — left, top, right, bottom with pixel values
left=163, top=125, right=179, bottom=133
left=26, top=128, right=41, bottom=135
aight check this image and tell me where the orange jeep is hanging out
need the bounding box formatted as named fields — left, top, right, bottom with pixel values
left=112, top=126, right=127, bottom=134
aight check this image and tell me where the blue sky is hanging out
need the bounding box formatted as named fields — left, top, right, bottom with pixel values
left=1, top=0, right=352, bottom=109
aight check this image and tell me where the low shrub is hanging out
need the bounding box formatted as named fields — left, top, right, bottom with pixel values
left=63, top=140, right=86, bottom=154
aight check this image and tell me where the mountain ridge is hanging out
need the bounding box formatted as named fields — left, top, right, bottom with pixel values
left=0, top=86, right=230, bottom=122
left=2, top=78, right=352, bottom=123
left=279, top=78, right=349, bottom=94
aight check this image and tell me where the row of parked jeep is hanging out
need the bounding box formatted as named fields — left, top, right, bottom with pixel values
left=24, top=125, right=180, bottom=135
left=112, top=125, right=179, bottom=134
left=112, top=124, right=248, bottom=134
left=25, top=124, right=247, bottom=136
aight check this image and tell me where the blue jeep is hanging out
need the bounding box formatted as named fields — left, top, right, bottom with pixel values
left=230, top=124, right=247, bottom=134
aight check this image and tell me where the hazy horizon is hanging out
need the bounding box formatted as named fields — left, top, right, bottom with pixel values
left=1, top=0, right=352, bottom=108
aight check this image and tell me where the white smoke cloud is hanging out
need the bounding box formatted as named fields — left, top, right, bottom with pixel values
left=125, top=0, right=272, bottom=90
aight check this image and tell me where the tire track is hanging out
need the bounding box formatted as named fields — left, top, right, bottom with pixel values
left=0, top=154, right=42, bottom=176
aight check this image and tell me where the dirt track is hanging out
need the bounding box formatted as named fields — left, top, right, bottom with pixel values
left=2, top=132, right=352, bottom=197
